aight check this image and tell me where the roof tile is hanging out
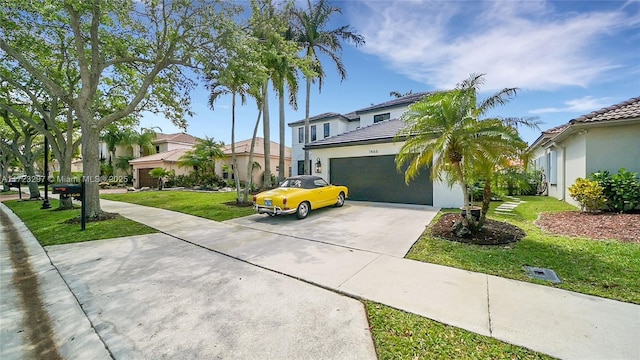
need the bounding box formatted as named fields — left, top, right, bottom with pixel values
left=570, top=96, right=640, bottom=124
left=306, top=118, right=405, bottom=148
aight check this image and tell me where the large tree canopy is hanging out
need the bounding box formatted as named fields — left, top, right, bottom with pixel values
left=0, top=0, right=238, bottom=217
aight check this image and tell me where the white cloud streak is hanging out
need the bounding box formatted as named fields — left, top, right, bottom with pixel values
left=529, top=96, right=613, bottom=114
left=348, top=0, right=637, bottom=91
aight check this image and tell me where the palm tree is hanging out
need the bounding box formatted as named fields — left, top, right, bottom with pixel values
left=178, top=137, right=225, bottom=186
left=133, top=127, right=157, bottom=157
left=149, top=167, right=171, bottom=190
left=396, top=74, right=530, bottom=232
left=390, top=90, right=413, bottom=98
left=292, top=0, right=364, bottom=174
left=100, top=124, right=125, bottom=166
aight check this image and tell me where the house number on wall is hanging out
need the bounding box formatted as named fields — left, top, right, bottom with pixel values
left=369, top=149, right=378, bottom=154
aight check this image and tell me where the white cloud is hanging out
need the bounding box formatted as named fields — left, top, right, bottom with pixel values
left=348, top=0, right=636, bottom=91
left=529, top=96, right=613, bottom=114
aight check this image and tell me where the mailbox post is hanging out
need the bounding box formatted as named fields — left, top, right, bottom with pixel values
left=52, top=183, right=86, bottom=230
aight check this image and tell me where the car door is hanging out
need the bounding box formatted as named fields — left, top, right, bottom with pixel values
left=312, top=178, right=333, bottom=208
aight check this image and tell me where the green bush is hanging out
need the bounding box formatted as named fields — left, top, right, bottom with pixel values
left=590, top=168, right=640, bottom=213
left=568, top=178, right=607, bottom=212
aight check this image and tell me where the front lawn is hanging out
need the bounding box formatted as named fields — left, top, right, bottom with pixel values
left=101, top=190, right=255, bottom=221
left=3, top=199, right=157, bottom=246
left=407, top=196, right=640, bottom=304
left=366, top=301, right=550, bottom=360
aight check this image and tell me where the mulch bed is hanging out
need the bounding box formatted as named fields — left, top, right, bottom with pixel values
left=431, top=213, right=526, bottom=245
left=536, top=211, right=640, bottom=244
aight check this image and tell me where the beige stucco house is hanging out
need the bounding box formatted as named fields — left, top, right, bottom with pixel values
left=217, top=137, right=292, bottom=187
left=128, top=135, right=291, bottom=189
left=528, top=96, right=640, bottom=207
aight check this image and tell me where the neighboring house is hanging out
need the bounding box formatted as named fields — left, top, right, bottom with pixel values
left=528, top=96, right=640, bottom=207
left=129, top=135, right=290, bottom=189
left=113, top=132, right=198, bottom=163
left=217, top=137, right=292, bottom=187
left=129, top=148, right=192, bottom=188
left=115, top=133, right=198, bottom=185
left=288, top=92, right=463, bottom=208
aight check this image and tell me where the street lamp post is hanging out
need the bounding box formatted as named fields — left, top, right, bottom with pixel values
left=41, top=106, right=51, bottom=210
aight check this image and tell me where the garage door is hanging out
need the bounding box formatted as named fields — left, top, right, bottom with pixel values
left=137, top=168, right=157, bottom=188
left=330, top=155, right=433, bottom=205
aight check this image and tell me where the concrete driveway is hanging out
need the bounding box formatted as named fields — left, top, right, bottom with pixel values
left=225, top=201, right=440, bottom=257
left=45, top=233, right=376, bottom=360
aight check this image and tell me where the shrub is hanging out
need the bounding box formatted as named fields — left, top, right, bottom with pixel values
left=568, top=178, right=607, bottom=212
left=590, top=168, right=640, bottom=213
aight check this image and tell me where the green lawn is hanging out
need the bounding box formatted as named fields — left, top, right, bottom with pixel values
left=407, top=196, right=640, bottom=304
left=3, top=199, right=157, bottom=246
left=101, top=190, right=256, bottom=221
left=366, top=301, right=551, bottom=360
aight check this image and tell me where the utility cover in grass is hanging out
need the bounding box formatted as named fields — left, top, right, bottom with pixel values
left=523, top=266, right=562, bottom=284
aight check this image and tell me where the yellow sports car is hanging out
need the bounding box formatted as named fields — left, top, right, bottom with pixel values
left=253, top=175, right=348, bottom=219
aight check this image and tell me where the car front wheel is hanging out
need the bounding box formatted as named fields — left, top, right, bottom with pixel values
left=335, top=192, right=345, bottom=207
left=296, top=201, right=310, bottom=219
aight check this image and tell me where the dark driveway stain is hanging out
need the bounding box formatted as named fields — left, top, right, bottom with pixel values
left=1, top=209, right=61, bottom=360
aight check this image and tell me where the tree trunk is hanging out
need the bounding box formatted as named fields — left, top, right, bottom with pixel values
left=303, top=76, right=311, bottom=175
left=55, top=153, right=74, bottom=210
left=262, top=82, right=272, bottom=188
left=242, top=110, right=262, bottom=204
left=0, top=151, right=10, bottom=191
left=231, top=93, right=241, bottom=202
left=81, top=122, right=102, bottom=218
left=23, top=163, right=41, bottom=199
left=278, top=85, right=285, bottom=181
left=480, top=181, right=492, bottom=226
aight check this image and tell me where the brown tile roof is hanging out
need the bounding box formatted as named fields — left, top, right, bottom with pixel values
left=222, top=137, right=291, bottom=158
left=543, top=124, right=569, bottom=134
left=569, top=96, right=640, bottom=124
left=529, top=96, right=639, bottom=151
left=154, top=133, right=200, bottom=144
left=128, top=148, right=189, bottom=164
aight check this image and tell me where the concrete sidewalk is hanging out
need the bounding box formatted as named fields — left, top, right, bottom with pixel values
left=0, top=199, right=376, bottom=359
left=99, top=199, right=640, bottom=360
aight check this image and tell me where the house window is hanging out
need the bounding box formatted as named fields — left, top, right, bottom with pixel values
left=297, top=160, right=311, bottom=175
left=374, top=113, right=390, bottom=123
left=311, top=125, right=317, bottom=141
left=298, top=127, right=303, bottom=143
left=223, top=165, right=235, bottom=180
left=324, top=123, right=330, bottom=138
left=155, top=145, right=160, bottom=153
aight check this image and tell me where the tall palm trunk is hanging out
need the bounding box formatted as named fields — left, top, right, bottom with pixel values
left=453, top=161, right=470, bottom=218
left=231, top=93, right=241, bottom=201
left=262, top=82, right=272, bottom=188
left=278, top=83, right=285, bottom=181
left=243, top=109, right=262, bottom=204
left=303, top=76, right=311, bottom=175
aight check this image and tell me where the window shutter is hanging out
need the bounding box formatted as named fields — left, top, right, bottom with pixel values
left=548, top=151, right=557, bottom=184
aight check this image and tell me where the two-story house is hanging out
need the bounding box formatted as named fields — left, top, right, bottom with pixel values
left=288, top=93, right=462, bottom=208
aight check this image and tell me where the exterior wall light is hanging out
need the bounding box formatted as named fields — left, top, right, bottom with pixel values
left=315, top=158, right=322, bottom=173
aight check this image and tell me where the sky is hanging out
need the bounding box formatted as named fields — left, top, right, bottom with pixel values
left=140, top=0, right=640, bottom=147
